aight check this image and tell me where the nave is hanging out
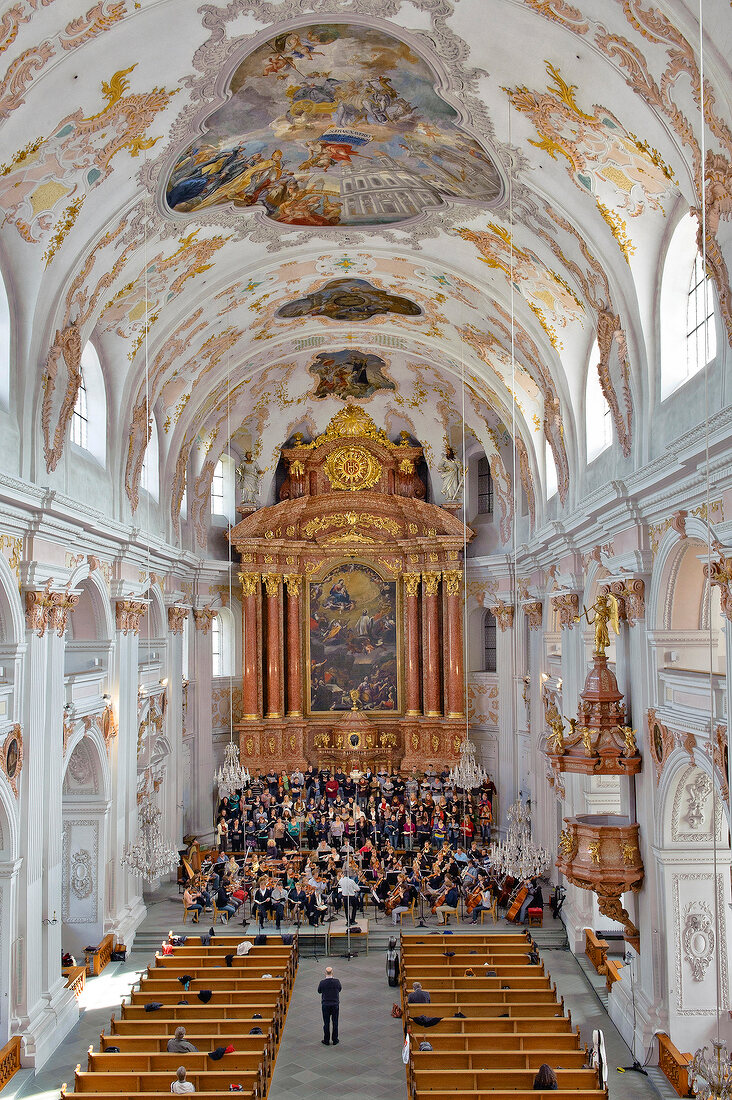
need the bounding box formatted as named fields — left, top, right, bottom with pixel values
left=10, top=886, right=659, bottom=1100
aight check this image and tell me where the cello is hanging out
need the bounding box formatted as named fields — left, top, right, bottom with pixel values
left=506, top=881, right=530, bottom=923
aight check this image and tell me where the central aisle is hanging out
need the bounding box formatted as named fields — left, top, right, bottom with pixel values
left=268, top=951, right=405, bottom=1100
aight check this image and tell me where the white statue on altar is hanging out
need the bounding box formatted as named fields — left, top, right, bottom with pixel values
left=236, top=451, right=263, bottom=505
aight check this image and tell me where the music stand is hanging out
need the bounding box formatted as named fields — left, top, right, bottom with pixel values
left=417, top=889, right=429, bottom=928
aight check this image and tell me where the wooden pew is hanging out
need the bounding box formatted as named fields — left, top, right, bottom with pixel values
left=411, top=1050, right=588, bottom=1070
left=100, top=1030, right=269, bottom=1054
left=411, top=1067, right=600, bottom=1090
left=72, top=1068, right=260, bottom=1093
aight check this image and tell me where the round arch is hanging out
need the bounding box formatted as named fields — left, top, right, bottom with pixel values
left=66, top=564, right=115, bottom=642
left=0, top=552, right=25, bottom=647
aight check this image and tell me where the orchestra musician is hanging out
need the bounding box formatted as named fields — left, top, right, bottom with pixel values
left=252, top=877, right=272, bottom=930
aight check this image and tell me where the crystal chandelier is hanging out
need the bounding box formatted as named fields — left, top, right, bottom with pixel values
left=489, top=798, right=551, bottom=880
left=121, top=782, right=179, bottom=882
left=216, top=739, right=249, bottom=799
left=449, top=736, right=487, bottom=791
left=690, top=1040, right=732, bottom=1100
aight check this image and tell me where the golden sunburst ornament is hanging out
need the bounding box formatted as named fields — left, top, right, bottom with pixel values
left=324, top=445, right=382, bottom=490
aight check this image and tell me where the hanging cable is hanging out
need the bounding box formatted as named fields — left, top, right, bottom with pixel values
left=697, top=0, right=722, bottom=1050
left=143, top=182, right=152, bottom=629
left=508, top=102, right=521, bottom=804
left=226, top=345, right=234, bottom=750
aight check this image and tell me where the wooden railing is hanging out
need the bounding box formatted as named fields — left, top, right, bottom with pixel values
left=658, top=1033, right=693, bottom=1097
left=0, top=1035, right=21, bottom=1089
left=605, top=958, right=623, bottom=992
left=584, top=928, right=609, bottom=974
left=63, top=964, right=87, bottom=999
left=85, top=933, right=117, bottom=977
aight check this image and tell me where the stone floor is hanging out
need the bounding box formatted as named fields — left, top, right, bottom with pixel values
left=7, top=886, right=664, bottom=1100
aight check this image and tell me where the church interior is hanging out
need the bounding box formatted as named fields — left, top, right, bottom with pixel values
left=0, top=0, right=731, bottom=1097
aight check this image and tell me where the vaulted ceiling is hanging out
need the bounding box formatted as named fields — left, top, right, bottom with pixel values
left=2, top=0, right=730, bottom=545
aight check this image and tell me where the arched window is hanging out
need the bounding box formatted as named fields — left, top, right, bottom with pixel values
left=660, top=212, right=717, bottom=398
left=211, top=454, right=235, bottom=522
left=70, top=342, right=106, bottom=464
left=211, top=613, right=223, bottom=677
left=70, top=374, right=88, bottom=449
left=140, top=413, right=159, bottom=501
left=211, top=607, right=234, bottom=677
left=477, top=456, right=493, bottom=515
left=0, top=273, right=9, bottom=410
left=585, top=339, right=613, bottom=461
left=483, top=610, right=497, bottom=672
left=545, top=439, right=558, bottom=499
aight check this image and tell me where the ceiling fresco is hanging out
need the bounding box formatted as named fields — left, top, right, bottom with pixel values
left=275, top=277, right=422, bottom=321
left=0, top=0, right=729, bottom=546
left=308, top=349, right=395, bottom=399
left=164, top=23, right=503, bottom=227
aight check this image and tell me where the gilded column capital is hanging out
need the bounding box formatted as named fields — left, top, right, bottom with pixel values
left=421, top=571, right=441, bottom=597
left=489, top=600, right=514, bottom=631
left=116, top=598, right=148, bottom=636
left=442, top=569, right=463, bottom=597
left=551, top=592, right=580, bottom=628
left=403, top=573, right=421, bottom=598
left=704, top=555, right=732, bottom=620
left=621, top=578, right=645, bottom=625
left=238, top=571, right=260, bottom=597
left=524, top=601, right=543, bottom=630
left=47, top=591, right=79, bottom=637
left=285, top=573, right=303, bottom=598
left=167, top=604, right=189, bottom=634
left=263, top=573, right=282, bottom=598
left=192, top=605, right=217, bottom=634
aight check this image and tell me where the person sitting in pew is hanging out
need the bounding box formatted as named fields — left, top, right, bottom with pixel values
left=407, top=981, right=431, bottom=1004
left=167, top=1026, right=198, bottom=1053
left=532, top=1063, right=558, bottom=1090
left=170, top=1064, right=196, bottom=1093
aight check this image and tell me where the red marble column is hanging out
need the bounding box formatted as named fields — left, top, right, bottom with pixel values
left=264, top=573, right=283, bottom=718
left=285, top=574, right=303, bottom=717
left=422, top=571, right=442, bottom=717
left=404, top=573, right=421, bottom=716
left=443, top=569, right=465, bottom=718
left=239, top=572, right=261, bottom=719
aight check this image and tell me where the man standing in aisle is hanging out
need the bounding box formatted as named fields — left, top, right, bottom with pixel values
left=318, top=965, right=342, bottom=1046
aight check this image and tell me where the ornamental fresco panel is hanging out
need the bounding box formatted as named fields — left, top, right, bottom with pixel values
left=308, top=562, right=399, bottom=714
left=165, top=23, right=502, bottom=227
left=276, top=277, right=421, bottom=321
left=308, top=349, right=395, bottom=400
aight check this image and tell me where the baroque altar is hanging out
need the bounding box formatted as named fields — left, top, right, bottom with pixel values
left=228, top=405, right=473, bottom=774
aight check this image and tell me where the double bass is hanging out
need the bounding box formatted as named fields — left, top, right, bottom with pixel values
left=506, top=881, right=530, bottom=923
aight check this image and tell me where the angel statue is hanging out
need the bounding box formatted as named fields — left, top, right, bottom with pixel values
left=618, top=725, right=637, bottom=757
left=235, top=451, right=263, bottom=506
left=577, top=593, right=620, bottom=656
left=438, top=445, right=464, bottom=501
left=548, top=715, right=565, bottom=753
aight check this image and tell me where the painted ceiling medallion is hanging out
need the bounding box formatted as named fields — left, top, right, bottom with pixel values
left=276, top=277, right=421, bottom=321
left=309, top=348, right=395, bottom=400
left=165, top=23, right=502, bottom=227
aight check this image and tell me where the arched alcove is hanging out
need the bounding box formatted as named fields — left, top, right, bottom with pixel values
left=653, top=535, right=725, bottom=672
left=61, top=730, right=111, bottom=957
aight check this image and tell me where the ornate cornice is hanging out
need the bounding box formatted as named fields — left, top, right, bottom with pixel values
left=115, top=599, right=148, bottom=635
left=524, top=601, right=543, bottom=630
left=167, top=604, right=189, bottom=634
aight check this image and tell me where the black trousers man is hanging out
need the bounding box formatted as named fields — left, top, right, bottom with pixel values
left=318, top=966, right=342, bottom=1046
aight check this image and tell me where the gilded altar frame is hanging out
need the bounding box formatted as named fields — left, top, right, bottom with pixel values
left=305, top=557, right=404, bottom=718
